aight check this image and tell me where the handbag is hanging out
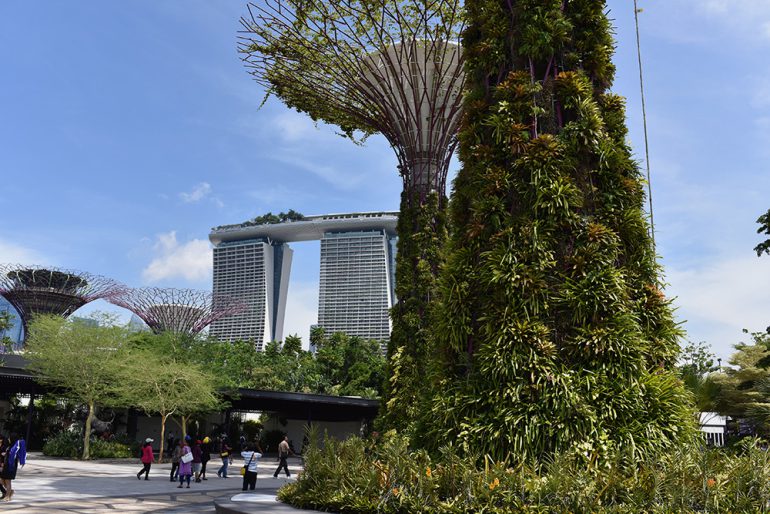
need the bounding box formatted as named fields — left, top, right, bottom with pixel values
left=181, top=452, right=193, bottom=464
left=241, top=452, right=255, bottom=476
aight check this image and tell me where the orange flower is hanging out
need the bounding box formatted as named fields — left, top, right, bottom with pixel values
left=489, top=477, right=500, bottom=491
left=426, top=467, right=432, bottom=478
left=392, top=487, right=399, bottom=496
left=707, top=478, right=716, bottom=488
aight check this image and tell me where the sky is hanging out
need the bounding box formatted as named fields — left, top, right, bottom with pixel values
left=1, top=0, right=768, bottom=360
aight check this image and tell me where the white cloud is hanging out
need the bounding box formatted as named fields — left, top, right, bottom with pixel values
left=638, top=1, right=770, bottom=45
left=179, top=182, right=212, bottom=203
left=666, top=254, right=770, bottom=359
left=142, top=231, right=212, bottom=283
left=0, top=240, right=48, bottom=265
left=270, top=154, right=365, bottom=191
left=281, top=281, right=319, bottom=350
left=694, top=0, right=770, bottom=41
left=274, top=111, right=319, bottom=142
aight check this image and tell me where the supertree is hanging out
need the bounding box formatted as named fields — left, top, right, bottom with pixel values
left=106, top=287, right=244, bottom=335
left=0, top=264, right=124, bottom=340
left=423, top=0, right=694, bottom=462
left=240, top=0, right=464, bottom=429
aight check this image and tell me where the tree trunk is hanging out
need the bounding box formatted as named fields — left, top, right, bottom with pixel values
left=158, top=413, right=169, bottom=464
left=181, top=415, right=188, bottom=440
left=82, top=401, right=95, bottom=460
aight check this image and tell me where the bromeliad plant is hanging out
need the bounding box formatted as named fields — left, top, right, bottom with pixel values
left=421, top=0, right=694, bottom=461
left=280, top=432, right=770, bottom=513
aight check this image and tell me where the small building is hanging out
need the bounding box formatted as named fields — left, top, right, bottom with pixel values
left=699, top=412, right=728, bottom=446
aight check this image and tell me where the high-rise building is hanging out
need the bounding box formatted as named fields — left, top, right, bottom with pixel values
left=209, top=239, right=293, bottom=350
left=209, top=212, right=397, bottom=350
left=319, top=230, right=395, bottom=346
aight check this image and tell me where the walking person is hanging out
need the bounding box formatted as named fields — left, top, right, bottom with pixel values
left=192, top=440, right=203, bottom=482
left=169, top=440, right=183, bottom=481
left=200, top=436, right=211, bottom=480
left=273, top=435, right=292, bottom=478
left=1, top=434, right=26, bottom=502
left=240, top=444, right=262, bottom=491
left=136, top=438, right=155, bottom=480
left=177, top=441, right=193, bottom=489
left=217, top=438, right=232, bottom=478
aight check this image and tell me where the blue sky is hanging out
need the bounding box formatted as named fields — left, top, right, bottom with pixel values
left=1, top=1, right=768, bottom=360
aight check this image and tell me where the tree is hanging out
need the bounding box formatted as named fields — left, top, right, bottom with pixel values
left=711, top=330, right=770, bottom=434
left=755, top=209, right=770, bottom=257
left=113, top=342, right=222, bottom=462
left=678, top=341, right=720, bottom=412
left=423, top=0, right=694, bottom=462
left=25, top=314, right=129, bottom=459
left=314, top=332, right=385, bottom=397
left=0, top=310, right=13, bottom=352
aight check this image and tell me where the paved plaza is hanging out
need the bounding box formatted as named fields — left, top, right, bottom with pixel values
left=2, top=453, right=303, bottom=513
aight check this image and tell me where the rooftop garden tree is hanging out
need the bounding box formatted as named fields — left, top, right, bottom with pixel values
left=239, top=0, right=464, bottom=430
left=423, top=0, right=694, bottom=461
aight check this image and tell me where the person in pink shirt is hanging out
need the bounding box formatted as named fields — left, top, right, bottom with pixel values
left=136, top=438, right=155, bottom=480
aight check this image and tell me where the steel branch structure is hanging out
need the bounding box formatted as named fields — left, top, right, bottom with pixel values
left=107, top=287, right=245, bottom=335
left=240, top=0, right=464, bottom=200
left=0, top=264, right=125, bottom=337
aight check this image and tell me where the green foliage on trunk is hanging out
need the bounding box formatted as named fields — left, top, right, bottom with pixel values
left=423, top=0, right=694, bottom=461
left=380, top=190, right=446, bottom=432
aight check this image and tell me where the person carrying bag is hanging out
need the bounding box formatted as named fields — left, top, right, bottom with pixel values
left=240, top=444, right=262, bottom=491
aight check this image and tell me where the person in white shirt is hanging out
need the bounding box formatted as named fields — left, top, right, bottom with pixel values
left=240, top=445, right=262, bottom=491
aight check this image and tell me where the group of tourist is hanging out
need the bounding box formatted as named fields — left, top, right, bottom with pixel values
left=136, top=433, right=294, bottom=492
left=0, top=434, right=26, bottom=502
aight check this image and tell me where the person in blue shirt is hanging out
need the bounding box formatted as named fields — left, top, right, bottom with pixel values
left=1, top=434, right=26, bottom=502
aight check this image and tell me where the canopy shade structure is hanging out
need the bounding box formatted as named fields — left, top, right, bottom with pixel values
left=106, top=287, right=245, bottom=335
left=0, top=264, right=125, bottom=340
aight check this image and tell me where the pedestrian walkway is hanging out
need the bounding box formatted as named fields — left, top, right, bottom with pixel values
left=2, top=453, right=305, bottom=513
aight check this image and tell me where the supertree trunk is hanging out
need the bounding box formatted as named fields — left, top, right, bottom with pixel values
left=423, top=0, right=694, bottom=462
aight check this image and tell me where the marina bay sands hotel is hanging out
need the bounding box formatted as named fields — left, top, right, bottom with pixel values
left=209, top=212, right=397, bottom=350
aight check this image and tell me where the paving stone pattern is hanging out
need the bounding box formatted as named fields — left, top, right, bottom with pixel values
left=3, top=453, right=301, bottom=513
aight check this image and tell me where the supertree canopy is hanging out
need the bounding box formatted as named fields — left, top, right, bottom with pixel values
left=241, top=0, right=464, bottom=430
left=240, top=0, right=464, bottom=199
left=107, top=288, right=244, bottom=335
left=0, top=264, right=124, bottom=334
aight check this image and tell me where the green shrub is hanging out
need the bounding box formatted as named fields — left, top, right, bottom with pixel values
left=42, top=431, right=82, bottom=458
left=88, top=438, right=136, bottom=459
left=43, top=431, right=137, bottom=459
left=279, top=431, right=770, bottom=513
